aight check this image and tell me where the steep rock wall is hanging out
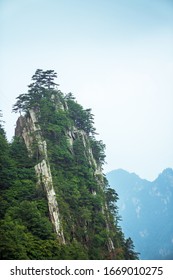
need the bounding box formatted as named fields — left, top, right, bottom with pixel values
left=65, top=126, right=115, bottom=251
left=15, top=109, right=65, bottom=243
left=15, top=104, right=114, bottom=252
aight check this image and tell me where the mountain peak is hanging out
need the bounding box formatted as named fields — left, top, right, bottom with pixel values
left=0, top=69, right=139, bottom=260
left=106, top=167, right=173, bottom=260
left=107, top=168, right=149, bottom=188
left=160, top=168, right=173, bottom=177
left=154, top=168, right=173, bottom=185
left=108, top=168, right=140, bottom=178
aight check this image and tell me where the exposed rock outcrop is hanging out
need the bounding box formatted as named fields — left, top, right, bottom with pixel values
left=15, top=104, right=114, bottom=252
left=15, top=109, right=65, bottom=243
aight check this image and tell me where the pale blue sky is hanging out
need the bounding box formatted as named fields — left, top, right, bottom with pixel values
left=1, top=0, right=173, bottom=180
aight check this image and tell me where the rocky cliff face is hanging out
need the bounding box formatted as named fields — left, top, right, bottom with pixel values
left=15, top=109, right=65, bottom=243
left=15, top=102, right=113, bottom=250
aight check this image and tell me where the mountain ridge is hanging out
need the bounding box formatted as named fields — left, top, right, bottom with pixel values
left=106, top=168, right=173, bottom=259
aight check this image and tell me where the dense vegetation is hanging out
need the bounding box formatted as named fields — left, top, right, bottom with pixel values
left=0, top=70, right=139, bottom=259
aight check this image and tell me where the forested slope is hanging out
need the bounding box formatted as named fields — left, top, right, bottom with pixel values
left=0, top=70, right=138, bottom=260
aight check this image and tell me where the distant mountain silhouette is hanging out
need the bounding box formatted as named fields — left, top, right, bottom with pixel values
left=107, top=168, right=173, bottom=260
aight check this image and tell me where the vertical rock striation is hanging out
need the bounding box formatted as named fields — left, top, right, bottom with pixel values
left=15, top=109, right=65, bottom=243
left=15, top=100, right=114, bottom=254
left=64, top=126, right=115, bottom=252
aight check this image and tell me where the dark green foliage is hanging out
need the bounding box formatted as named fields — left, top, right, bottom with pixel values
left=0, top=130, right=58, bottom=259
left=0, top=125, right=17, bottom=190
left=90, top=138, right=106, bottom=164
left=65, top=93, right=96, bottom=135
left=0, top=218, right=32, bottom=259
left=124, top=238, right=140, bottom=260
left=0, top=71, right=138, bottom=260
left=105, top=188, right=119, bottom=218
left=12, top=69, right=59, bottom=113
left=7, top=201, right=53, bottom=239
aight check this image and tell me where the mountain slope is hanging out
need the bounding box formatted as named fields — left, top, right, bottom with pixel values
left=107, top=168, right=173, bottom=259
left=0, top=70, right=138, bottom=260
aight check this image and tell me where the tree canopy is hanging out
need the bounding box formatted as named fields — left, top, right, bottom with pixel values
left=12, top=69, right=59, bottom=113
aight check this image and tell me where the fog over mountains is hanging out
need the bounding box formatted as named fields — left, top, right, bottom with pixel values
left=106, top=168, right=173, bottom=260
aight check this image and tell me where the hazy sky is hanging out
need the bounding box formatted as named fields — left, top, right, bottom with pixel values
left=1, top=0, right=173, bottom=180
